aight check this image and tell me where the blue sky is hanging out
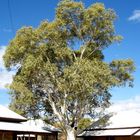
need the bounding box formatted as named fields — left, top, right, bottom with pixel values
left=0, top=0, right=140, bottom=107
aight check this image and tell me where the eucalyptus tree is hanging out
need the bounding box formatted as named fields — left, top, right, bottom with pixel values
left=3, top=0, right=135, bottom=140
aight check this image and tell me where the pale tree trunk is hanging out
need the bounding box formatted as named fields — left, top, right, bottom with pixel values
left=66, top=128, right=76, bottom=140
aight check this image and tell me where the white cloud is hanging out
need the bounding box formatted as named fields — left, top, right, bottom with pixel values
left=109, top=95, right=140, bottom=113
left=0, top=46, right=15, bottom=89
left=128, top=10, right=140, bottom=22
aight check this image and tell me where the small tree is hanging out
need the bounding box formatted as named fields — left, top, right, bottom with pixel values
left=3, top=0, right=134, bottom=140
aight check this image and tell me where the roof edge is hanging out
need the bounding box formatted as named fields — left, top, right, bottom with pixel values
left=0, top=117, right=27, bottom=122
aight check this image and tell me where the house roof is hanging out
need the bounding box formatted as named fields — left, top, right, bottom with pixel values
left=0, top=105, right=27, bottom=122
left=0, top=105, right=58, bottom=134
left=105, top=110, right=140, bottom=128
left=24, top=119, right=60, bottom=132
left=78, top=110, right=140, bottom=137
left=0, top=121, right=51, bottom=134
left=79, top=128, right=140, bottom=137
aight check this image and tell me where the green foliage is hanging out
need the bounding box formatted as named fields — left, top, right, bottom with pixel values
left=78, top=118, right=92, bottom=130
left=3, top=0, right=135, bottom=137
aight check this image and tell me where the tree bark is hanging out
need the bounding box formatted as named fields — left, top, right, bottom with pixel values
left=66, top=128, right=76, bottom=140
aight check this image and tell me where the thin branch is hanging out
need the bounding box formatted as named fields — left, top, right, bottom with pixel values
left=73, top=52, right=77, bottom=60
left=80, top=46, right=86, bottom=59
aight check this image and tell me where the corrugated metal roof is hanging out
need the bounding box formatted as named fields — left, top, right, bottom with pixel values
left=24, top=119, right=60, bottom=132
left=105, top=111, right=140, bottom=128
left=0, top=105, right=59, bottom=133
left=134, top=130, right=140, bottom=136
left=0, top=121, right=51, bottom=133
left=78, top=110, right=140, bottom=137
left=88, top=110, right=140, bottom=130
left=0, top=105, right=27, bottom=122
left=79, top=128, right=139, bottom=137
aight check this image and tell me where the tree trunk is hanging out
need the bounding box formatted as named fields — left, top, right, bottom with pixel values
left=66, top=128, right=76, bottom=140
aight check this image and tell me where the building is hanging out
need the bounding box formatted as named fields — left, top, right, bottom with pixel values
left=0, top=105, right=58, bottom=140
left=78, top=110, right=140, bottom=140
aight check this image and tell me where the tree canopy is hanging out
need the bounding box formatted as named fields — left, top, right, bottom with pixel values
left=3, top=0, right=135, bottom=140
